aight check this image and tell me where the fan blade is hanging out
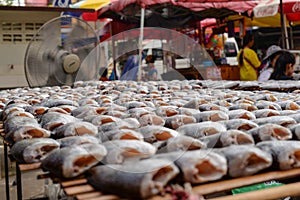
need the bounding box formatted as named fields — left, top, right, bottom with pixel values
left=24, top=16, right=100, bottom=87
left=75, top=44, right=100, bottom=82
left=25, top=18, right=64, bottom=87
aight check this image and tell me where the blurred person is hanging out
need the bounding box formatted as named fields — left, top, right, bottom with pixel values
left=237, top=33, right=261, bottom=81
left=258, top=45, right=285, bottom=81
left=121, top=53, right=139, bottom=81
left=165, top=51, right=176, bottom=70
left=148, top=56, right=158, bottom=81
left=142, top=55, right=153, bottom=80
left=99, top=67, right=109, bottom=81
left=270, top=51, right=295, bottom=80
left=121, top=50, right=146, bottom=81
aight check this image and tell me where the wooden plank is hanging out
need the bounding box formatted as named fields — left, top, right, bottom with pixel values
left=207, top=181, right=300, bottom=200
left=37, top=173, right=51, bottom=179
left=86, top=194, right=121, bottom=200
left=61, top=178, right=87, bottom=188
left=192, top=168, right=300, bottom=195
left=76, top=191, right=103, bottom=200
left=64, top=184, right=95, bottom=196
left=18, top=162, right=41, bottom=171
left=148, top=194, right=172, bottom=200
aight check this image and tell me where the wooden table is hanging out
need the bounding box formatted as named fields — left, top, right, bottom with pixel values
left=218, top=64, right=240, bottom=80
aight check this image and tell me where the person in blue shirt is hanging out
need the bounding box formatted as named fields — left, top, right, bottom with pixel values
left=120, top=50, right=146, bottom=81
left=120, top=54, right=139, bottom=80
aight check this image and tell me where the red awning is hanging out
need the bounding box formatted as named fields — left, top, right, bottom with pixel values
left=254, top=0, right=300, bottom=21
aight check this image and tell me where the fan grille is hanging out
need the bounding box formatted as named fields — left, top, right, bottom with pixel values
left=24, top=16, right=100, bottom=87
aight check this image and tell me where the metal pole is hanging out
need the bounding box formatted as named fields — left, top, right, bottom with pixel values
left=289, top=22, right=294, bottom=49
left=110, top=21, right=117, bottom=80
left=4, top=143, right=10, bottom=200
left=279, top=0, right=287, bottom=49
left=16, top=163, right=22, bottom=200
left=137, top=7, right=145, bottom=81
left=283, top=14, right=290, bottom=50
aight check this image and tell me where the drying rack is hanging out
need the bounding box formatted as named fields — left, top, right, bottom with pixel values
left=2, top=119, right=300, bottom=200
left=35, top=168, right=300, bottom=200
left=1, top=121, right=24, bottom=200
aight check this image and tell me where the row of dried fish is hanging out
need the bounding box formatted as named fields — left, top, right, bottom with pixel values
left=1, top=80, right=300, bottom=105
left=2, top=80, right=300, bottom=199
left=3, top=106, right=300, bottom=179
left=88, top=139, right=300, bottom=199
left=8, top=134, right=300, bottom=199
left=3, top=104, right=300, bottom=146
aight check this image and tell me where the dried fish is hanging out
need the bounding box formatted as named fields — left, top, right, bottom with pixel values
left=87, top=159, right=179, bottom=199
left=57, top=135, right=101, bottom=148
left=102, top=140, right=157, bottom=164
left=252, top=109, right=280, bottom=118
left=253, top=116, right=296, bottom=127
left=228, top=109, right=256, bottom=120
left=248, top=123, right=292, bottom=142
left=176, top=122, right=227, bottom=138
left=193, top=110, right=229, bottom=122
left=152, top=150, right=227, bottom=183
left=220, top=119, right=258, bottom=131
left=137, top=125, right=179, bottom=143
left=41, top=143, right=107, bottom=179
left=164, top=115, right=196, bottom=130
left=40, top=112, right=79, bottom=131
left=256, top=140, right=300, bottom=170
left=51, top=121, right=98, bottom=139
left=215, top=145, right=272, bottom=177
left=10, top=138, right=60, bottom=163
left=200, top=130, right=254, bottom=148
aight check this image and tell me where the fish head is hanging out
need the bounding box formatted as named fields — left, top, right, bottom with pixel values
left=221, top=131, right=254, bottom=146
left=23, top=140, right=60, bottom=163
left=278, top=148, right=300, bottom=170
left=179, top=151, right=227, bottom=183
left=167, top=136, right=206, bottom=152
left=203, top=127, right=219, bottom=136
left=155, top=130, right=178, bottom=141
left=117, top=130, right=143, bottom=141
left=209, top=113, right=225, bottom=121
left=63, top=144, right=107, bottom=178
left=270, top=126, right=292, bottom=140
left=238, top=123, right=257, bottom=131
left=139, top=159, right=180, bottom=198
left=13, top=126, right=51, bottom=142
left=230, top=149, right=272, bottom=177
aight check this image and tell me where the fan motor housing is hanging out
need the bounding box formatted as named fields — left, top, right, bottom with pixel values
left=63, top=54, right=80, bottom=74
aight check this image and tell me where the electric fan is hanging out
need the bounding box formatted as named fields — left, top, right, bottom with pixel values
left=24, top=15, right=100, bottom=87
